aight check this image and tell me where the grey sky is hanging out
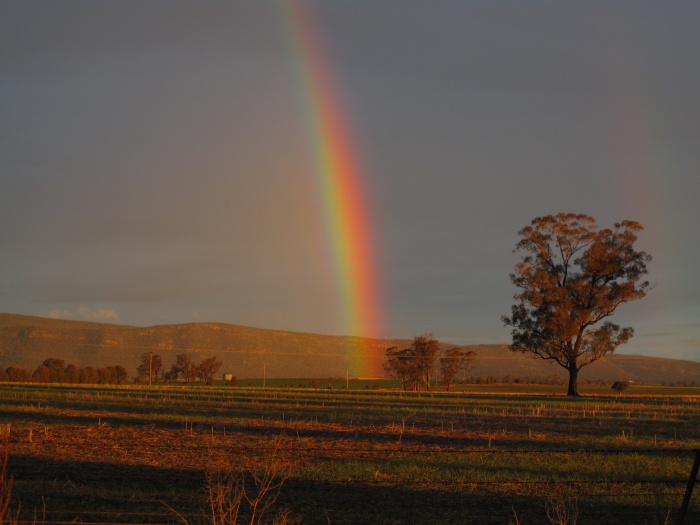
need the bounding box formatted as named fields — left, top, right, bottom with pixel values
left=2, top=1, right=699, bottom=361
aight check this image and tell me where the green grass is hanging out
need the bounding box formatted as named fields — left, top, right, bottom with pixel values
left=1, top=382, right=699, bottom=524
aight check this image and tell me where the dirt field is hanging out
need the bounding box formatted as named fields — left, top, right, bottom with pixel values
left=2, top=383, right=699, bottom=524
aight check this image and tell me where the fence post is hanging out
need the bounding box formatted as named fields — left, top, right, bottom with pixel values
left=678, top=449, right=700, bottom=525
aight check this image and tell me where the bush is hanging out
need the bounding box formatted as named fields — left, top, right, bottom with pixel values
left=611, top=380, right=629, bottom=395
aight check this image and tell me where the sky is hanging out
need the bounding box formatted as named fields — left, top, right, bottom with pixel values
left=2, top=1, right=700, bottom=363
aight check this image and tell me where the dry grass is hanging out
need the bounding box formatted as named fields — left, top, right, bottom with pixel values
left=1, top=383, right=699, bottom=524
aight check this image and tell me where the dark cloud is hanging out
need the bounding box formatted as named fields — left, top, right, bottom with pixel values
left=1, top=1, right=699, bottom=361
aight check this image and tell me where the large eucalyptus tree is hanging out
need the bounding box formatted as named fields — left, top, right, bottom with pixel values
left=502, top=213, right=652, bottom=396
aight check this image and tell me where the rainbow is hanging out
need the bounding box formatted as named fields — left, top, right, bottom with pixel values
left=281, top=1, right=384, bottom=377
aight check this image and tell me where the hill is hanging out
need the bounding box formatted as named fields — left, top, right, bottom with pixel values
left=1, top=313, right=699, bottom=384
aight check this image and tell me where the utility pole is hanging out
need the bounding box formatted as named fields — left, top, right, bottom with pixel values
left=263, top=363, right=266, bottom=388
left=149, top=352, right=153, bottom=386
left=346, top=369, right=349, bottom=390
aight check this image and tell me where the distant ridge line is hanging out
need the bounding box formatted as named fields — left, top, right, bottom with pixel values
left=1, top=313, right=699, bottom=384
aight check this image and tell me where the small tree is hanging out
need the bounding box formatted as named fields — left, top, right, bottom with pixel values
left=502, top=213, right=651, bottom=396
left=42, top=358, right=66, bottom=382
left=5, top=367, right=30, bottom=383
left=439, top=347, right=476, bottom=391
left=80, top=366, right=99, bottom=384
left=412, top=335, right=440, bottom=390
left=137, top=352, right=163, bottom=385
left=65, top=364, right=81, bottom=383
left=611, top=379, right=629, bottom=395
left=114, top=365, right=128, bottom=385
left=32, top=365, right=51, bottom=383
left=171, top=353, right=198, bottom=382
left=383, top=334, right=440, bottom=391
left=198, top=357, right=223, bottom=386
left=384, top=346, right=421, bottom=391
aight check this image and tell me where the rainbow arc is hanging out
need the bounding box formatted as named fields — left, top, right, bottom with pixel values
left=282, top=1, right=383, bottom=377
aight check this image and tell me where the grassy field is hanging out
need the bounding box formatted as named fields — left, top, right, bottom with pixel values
left=2, top=382, right=699, bottom=524
left=238, top=378, right=700, bottom=397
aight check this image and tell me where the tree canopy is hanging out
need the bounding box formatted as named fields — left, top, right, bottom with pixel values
left=198, top=356, right=223, bottom=385
left=439, top=348, right=476, bottom=392
left=502, top=213, right=652, bottom=396
left=384, top=335, right=475, bottom=391
left=137, top=353, right=163, bottom=385
left=384, top=335, right=440, bottom=391
left=169, top=353, right=198, bottom=382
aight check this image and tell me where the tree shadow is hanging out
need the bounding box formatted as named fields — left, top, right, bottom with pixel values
left=7, top=454, right=694, bottom=525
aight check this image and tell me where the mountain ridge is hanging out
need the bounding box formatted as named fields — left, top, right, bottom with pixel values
left=1, top=313, right=698, bottom=384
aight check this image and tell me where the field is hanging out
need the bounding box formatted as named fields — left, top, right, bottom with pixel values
left=2, top=383, right=699, bottom=524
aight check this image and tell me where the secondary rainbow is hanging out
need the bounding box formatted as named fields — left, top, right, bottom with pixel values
left=281, top=1, right=383, bottom=377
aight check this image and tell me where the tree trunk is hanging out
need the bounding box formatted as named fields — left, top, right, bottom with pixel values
left=567, top=365, right=579, bottom=396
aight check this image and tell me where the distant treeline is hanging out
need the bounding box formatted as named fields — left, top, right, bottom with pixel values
left=134, top=352, right=222, bottom=385
left=0, top=358, right=127, bottom=385
left=465, top=375, right=620, bottom=386
left=0, top=352, right=224, bottom=386
left=466, top=374, right=565, bottom=385
left=2, top=357, right=696, bottom=388
left=0, top=352, right=225, bottom=386
left=661, top=380, right=699, bottom=387
left=466, top=376, right=699, bottom=387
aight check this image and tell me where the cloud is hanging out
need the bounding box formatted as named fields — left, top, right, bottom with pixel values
left=46, top=309, right=73, bottom=319
left=45, top=308, right=121, bottom=323
left=76, top=307, right=121, bottom=322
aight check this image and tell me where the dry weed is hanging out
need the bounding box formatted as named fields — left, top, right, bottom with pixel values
left=508, top=506, right=522, bottom=525
left=545, top=485, right=578, bottom=525
left=172, top=439, right=297, bottom=525
left=1, top=427, right=13, bottom=525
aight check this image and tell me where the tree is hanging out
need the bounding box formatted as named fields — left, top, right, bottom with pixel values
left=412, top=335, right=440, bottom=390
left=611, top=373, right=630, bottom=395
left=198, top=356, right=223, bottom=385
left=171, top=352, right=198, bottom=382
left=439, top=347, right=476, bottom=391
left=383, top=334, right=440, bottom=391
left=114, top=365, right=128, bottom=385
left=42, top=358, right=66, bottom=382
left=97, top=367, right=115, bottom=384
left=32, top=365, right=51, bottom=383
left=502, top=213, right=652, bottom=396
left=80, top=366, right=98, bottom=384
left=611, top=379, right=629, bottom=395
left=65, top=364, right=81, bottom=383
left=5, top=367, right=30, bottom=383
left=137, top=353, right=163, bottom=385
left=384, top=346, right=421, bottom=391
